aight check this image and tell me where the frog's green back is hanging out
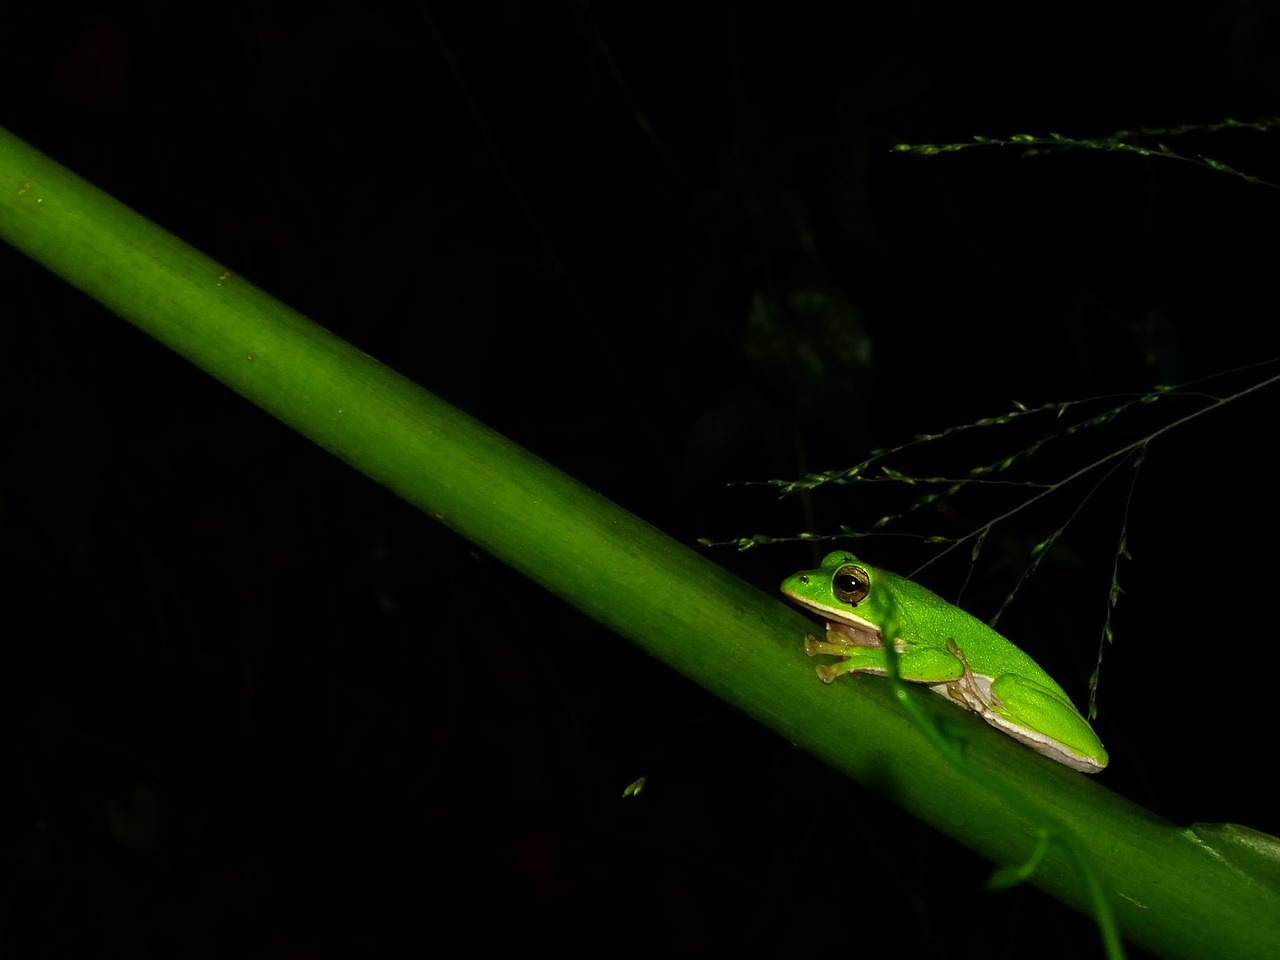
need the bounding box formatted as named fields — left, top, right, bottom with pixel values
left=873, top=562, right=1076, bottom=703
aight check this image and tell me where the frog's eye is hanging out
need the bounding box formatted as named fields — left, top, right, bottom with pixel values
left=833, top=564, right=871, bottom=606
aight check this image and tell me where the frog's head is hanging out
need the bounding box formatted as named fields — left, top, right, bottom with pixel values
left=781, top=551, right=896, bottom=646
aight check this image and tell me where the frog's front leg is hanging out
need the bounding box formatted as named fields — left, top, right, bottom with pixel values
left=804, top=634, right=966, bottom=686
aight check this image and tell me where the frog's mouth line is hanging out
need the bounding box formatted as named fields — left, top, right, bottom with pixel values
left=824, top=618, right=882, bottom=648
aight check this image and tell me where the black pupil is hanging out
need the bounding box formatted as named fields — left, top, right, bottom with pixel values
left=834, top=574, right=859, bottom=596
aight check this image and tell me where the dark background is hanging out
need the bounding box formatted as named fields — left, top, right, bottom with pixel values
left=3, top=3, right=1278, bottom=956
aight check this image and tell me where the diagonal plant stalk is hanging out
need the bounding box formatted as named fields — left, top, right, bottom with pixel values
left=2, top=124, right=1277, bottom=959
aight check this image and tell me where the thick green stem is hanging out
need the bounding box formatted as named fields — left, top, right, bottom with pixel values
left=2, top=125, right=1276, bottom=960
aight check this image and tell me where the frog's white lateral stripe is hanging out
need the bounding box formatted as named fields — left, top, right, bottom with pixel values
left=928, top=676, right=1104, bottom=774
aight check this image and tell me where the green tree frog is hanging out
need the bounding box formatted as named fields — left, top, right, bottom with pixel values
left=781, top=551, right=1108, bottom=773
